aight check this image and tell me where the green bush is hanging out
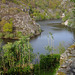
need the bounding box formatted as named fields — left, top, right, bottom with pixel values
left=40, top=54, right=60, bottom=70
left=62, top=15, right=69, bottom=22
left=4, top=33, right=10, bottom=38
left=9, top=33, right=14, bottom=38
left=3, top=22, right=13, bottom=32
left=7, top=66, right=33, bottom=75
left=2, top=0, right=6, bottom=3
left=55, top=12, right=60, bottom=19
left=58, top=43, right=65, bottom=54
left=34, top=64, right=40, bottom=75
left=16, top=31, right=22, bottom=38
left=0, top=33, right=3, bottom=38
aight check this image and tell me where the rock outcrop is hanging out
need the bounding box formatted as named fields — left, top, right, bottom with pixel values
left=0, top=1, right=41, bottom=38
left=57, top=44, right=75, bottom=75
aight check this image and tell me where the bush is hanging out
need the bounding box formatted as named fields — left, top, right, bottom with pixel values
left=9, top=33, right=14, bottom=38
left=58, top=43, right=65, bottom=54
left=7, top=66, right=33, bottom=75
left=16, top=31, right=22, bottom=38
left=3, top=22, right=13, bottom=32
left=2, top=0, right=6, bottom=3
left=0, top=33, right=3, bottom=38
left=40, top=54, right=60, bottom=70
left=34, top=64, right=40, bottom=75
left=4, top=33, right=10, bottom=38
left=55, top=12, right=60, bottom=19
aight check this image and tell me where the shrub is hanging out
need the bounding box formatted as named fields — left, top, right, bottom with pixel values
left=0, top=19, right=7, bottom=26
left=9, top=33, right=14, bottom=38
left=16, top=31, right=22, bottom=38
left=34, top=64, right=40, bottom=75
left=2, top=0, right=6, bottom=3
left=1, top=5, right=5, bottom=8
left=62, top=15, right=69, bottom=22
left=7, top=66, right=33, bottom=75
left=3, top=23, right=13, bottom=32
left=58, top=43, right=65, bottom=54
left=55, top=12, right=60, bottom=19
left=40, top=54, right=60, bottom=70
left=0, top=33, right=3, bottom=38
left=68, top=20, right=72, bottom=26
left=4, top=33, right=10, bottom=38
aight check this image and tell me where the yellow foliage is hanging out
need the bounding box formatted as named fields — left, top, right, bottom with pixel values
left=2, top=0, right=6, bottom=3
left=69, top=45, right=75, bottom=48
left=0, top=19, right=7, bottom=26
left=3, top=23, right=13, bottom=32
left=57, top=72, right=66, bottom=75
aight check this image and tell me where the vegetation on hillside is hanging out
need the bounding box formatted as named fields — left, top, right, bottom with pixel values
left=62, top=0, right=75, bottom=27
left=0, top=36, right=60, bottom=75
left=0, top=0, right=75, bottom=74
left=1, top=0, right=62, bottom=21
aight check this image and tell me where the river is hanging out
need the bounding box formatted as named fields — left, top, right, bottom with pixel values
left=0, top=19, right=75, bottom=55
left=30, top=19, right=75, bottom=54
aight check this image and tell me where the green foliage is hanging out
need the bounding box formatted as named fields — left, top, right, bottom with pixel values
left=0, top=19, right=7, bottom=26
left=4, top=33, right=10, bottom=38
left=34, top=64, right=40, bottom=75
left=45, top=32, right=54, bottom=54
left=9, top=33, right=14, bottom=38
left=2, top=0, right=6, bottom=3
left=49, top=0, right=61, bottom=9
left=7, top=0, right=20, bottom=5
left=45, top=45, right=53, bottom=54
left=0, top=33, right=3, bottom=38
left=68, top=20, right=72, bottom=26
left=7, top=66, right=33, bottom=75
left=33, top=54, right=60, bottom=75
left=40, top=54, right=60, bottom=70
left=1, top=5, right=5, bottom=8
left=62, top=15, right=69, bottom=22
left=16, top=31, right=22, bottom=38
left=58, top=43, right=65, bottom=54
left=0, top=36, right=34, bottom=74
left=3, top=23, right=13, bottom=32
left=55, top=12, right=60, bottom=19
left=70, top=0, right=75, bottom=2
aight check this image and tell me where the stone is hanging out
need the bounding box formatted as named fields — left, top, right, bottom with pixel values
left=57, top=45, right=75, bottom=75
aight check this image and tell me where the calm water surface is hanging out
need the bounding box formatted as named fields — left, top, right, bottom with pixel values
left=0, top=19, right=75, bottom=55
left=30, top=19, right=75, bottom=54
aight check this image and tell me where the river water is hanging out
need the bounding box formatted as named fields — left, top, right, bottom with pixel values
left=30, top=19, right=75, bottom=54
left=0, top=19, right=75, bottom=55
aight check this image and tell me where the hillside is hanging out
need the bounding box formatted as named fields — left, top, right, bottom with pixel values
left=0, top=0, right=75, bottom=39
left=0, top=0, right=41, bottom=39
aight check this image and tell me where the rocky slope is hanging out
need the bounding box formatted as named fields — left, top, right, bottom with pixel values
left=61, top=0, right=75, bottom=28
left=0, top=0, right=41, bottom=38
left=57, top=44, right=75, bottom=75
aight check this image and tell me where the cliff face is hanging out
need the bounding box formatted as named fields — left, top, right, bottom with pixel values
left=61, top=0, right=75, bottom=28
left=0, top=1, right=41, bottom=38
left=57, top=44, right=75, bottom=75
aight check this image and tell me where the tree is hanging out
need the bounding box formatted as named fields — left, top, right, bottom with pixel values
left=3, top=23, right=13, bottom=32
left=0, top=36, right=34, bottom=73
left=45, top=32, right=54, bottom=54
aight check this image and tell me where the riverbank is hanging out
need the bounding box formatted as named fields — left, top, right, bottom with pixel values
left=57, top=44, right=75, bottom=75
